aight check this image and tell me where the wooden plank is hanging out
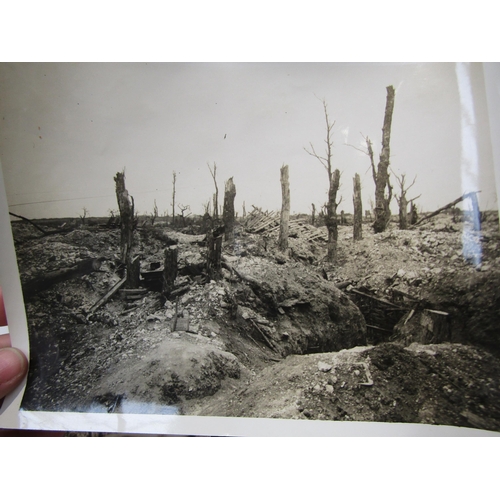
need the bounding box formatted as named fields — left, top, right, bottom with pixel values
left=89, top=276, right=127, bottom=314
left=252, top=215, right=280, bottom=232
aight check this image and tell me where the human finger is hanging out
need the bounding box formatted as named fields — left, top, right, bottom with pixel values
left=0, top=347, right=29, bottom=400
left=0, top=333, right=11, bottom=349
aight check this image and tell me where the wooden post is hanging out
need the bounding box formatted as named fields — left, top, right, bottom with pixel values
left=353, top=173, right=363, bottom=241
left=223, top=177, right=236, bottom=243
left=114, top=171, right=136, bottom=288
left=278, top=164, right=290, bottom=252
left=163, top=246, right=178, bottom=296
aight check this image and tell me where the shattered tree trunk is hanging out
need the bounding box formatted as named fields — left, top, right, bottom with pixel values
left=353, top=173, right=363, bottom=241
left=223, top=177, right=236, bottom=243
left=163, top=246, right=178, bottom=296
left=326, top=169, right=340, bottom=262
left=398, top=192, right=408, bottom=229
left=171, top=171, right=176, bottom=227
left=206, top=229, right=222, bottom=280
left=208, top=162, right=219, bottom=222
left=311, top=203, right=316, bottom=226
left=373, top=85, right=396, bottom=234
left=413, top=192, right=479, bottom=227
left=278, top=164, right=290, bottom=252
left=114, top=172, right=138, bottom=287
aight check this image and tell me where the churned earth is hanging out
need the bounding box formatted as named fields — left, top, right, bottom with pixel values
left=11, top=210, right=500, bottom=433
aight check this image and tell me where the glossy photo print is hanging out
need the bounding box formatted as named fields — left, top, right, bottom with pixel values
left=0, top=62, right=499, bottom=436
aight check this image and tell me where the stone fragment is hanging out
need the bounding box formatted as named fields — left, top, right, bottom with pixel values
left=318, top=361, right=333, bottom=373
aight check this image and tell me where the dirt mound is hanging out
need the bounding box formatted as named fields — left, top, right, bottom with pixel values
left=92, top=335, right=242, bottom=410
left=186, top=342, right=500, bottom=432
left=232, top=256, right=367, bottom=354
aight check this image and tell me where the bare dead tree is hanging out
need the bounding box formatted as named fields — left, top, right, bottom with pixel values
left=178, top=204, right=191, bottom=227
left=304, top=100, right=341, bottom=262
left=79, top=207, right=89, bottom=226
left=171, top=171, right=177, bottom=227
left=353, top=173, right=363, bottom=240
left=242, top=201, right=246, bottom=219
left=223, top=177, right=236, bottom=242
left=393, top=172, right=420, bottom=230
left=278, top=164, right=290, bottom=252
left=311, top=203, right=316, bottom=226
left=208, top=162, right=219, bottom=221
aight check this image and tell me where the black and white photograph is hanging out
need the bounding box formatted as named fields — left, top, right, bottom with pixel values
left=1, top=62, right=500, bottom=434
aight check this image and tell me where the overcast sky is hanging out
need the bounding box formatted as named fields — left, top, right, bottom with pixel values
left=0, top=62, right=497, bottom=220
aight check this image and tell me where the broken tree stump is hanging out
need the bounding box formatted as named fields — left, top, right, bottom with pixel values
left=353, top=173, right=362, bottom=241
left=127, top=255, right=141, bottom=289
left=163, top=246, right=178, bottom=296
left=114, top=171, right=137, bottom=287
left=223, top=177, right=236, bottom=243
left=206, top=229, right=222, bottom=280
left=278, top=164, right=290, bottom=252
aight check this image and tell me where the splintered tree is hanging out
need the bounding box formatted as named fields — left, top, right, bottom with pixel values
left=150, top=199, right=158, bottom=226
left=208, top=162, right=219, bottom=221
left=305, top=100, right=341, bottom=262
left=114, top=171, right=139, bottom=287
left=278, top=164, right=290, bottom=252
left=171, top=171, right=177, bottom=227
left=353, top=173, right=363, bottom=241
left=223, top=177, right=236, bottom=242
left=372, top=85, right=396, bottom=233
left=393, top=172, right=420, bottom=230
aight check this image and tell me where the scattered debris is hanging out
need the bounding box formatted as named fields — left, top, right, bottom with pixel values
left=12, top=209, right=500, bottom=432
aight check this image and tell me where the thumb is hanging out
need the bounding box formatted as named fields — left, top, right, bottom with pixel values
left=0, top=347, right=29, bottom=400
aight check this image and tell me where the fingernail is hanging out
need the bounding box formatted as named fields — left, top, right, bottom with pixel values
left=0, top=348, right=28, bottom=383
